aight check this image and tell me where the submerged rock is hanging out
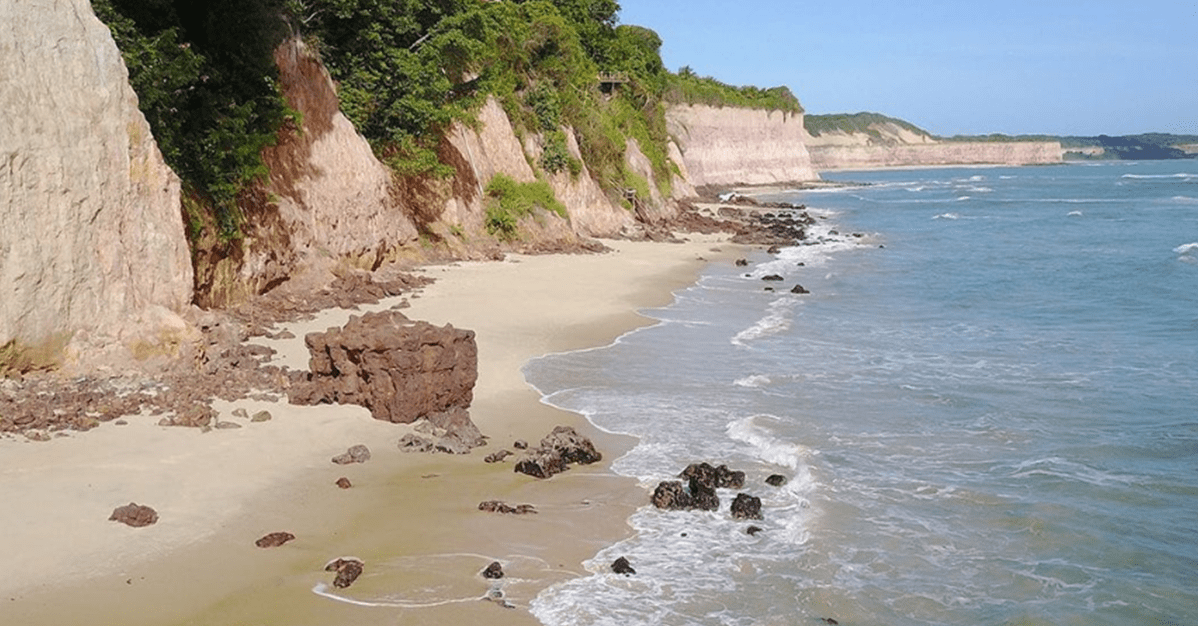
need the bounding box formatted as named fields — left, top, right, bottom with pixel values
left=324, top=557, right=364, bottom=588
left=611, top=556, right=636, bottom=576
left=765, top=474, right=788, bottom=487
left=730, top=493, right=764, bottom=520
left=482, top=561, right=505, bottom=579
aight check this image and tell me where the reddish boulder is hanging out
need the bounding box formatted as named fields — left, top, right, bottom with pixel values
left=109, top=503, right=158, bottom=527
left=290, top=311, right=477, bottom=425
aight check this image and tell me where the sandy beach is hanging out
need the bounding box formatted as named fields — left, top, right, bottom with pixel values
left=0, top=234, right=739, bottom=625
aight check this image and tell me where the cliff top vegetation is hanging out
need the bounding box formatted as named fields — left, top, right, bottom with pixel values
left=805, top=112, right=931, bottom=140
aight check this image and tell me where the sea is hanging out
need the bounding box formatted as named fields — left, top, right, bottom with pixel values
left=524, top=160, right=1198, bottom=626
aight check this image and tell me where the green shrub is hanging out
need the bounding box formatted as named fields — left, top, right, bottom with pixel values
left=93, top=0, right=293, bottom=240
left=484, top=173, right=567, bottom=238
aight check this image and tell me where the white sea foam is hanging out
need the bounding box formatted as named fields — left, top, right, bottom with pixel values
left=734, top=374, right=771, bottom=388
left=1067, top=210, right=1084, bottom=217
left=1121, top=173, right=1195, bottom=180
left=726, top=415, right=815, bottom=472
left=1173, top=242, right=1198, bottom=255
left=934, top=212, right=961, bottom=220
left=731, top=297, right=797, bottom=346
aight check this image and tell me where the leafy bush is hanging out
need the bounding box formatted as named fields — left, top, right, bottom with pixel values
left=484, top=173, right=567, bottom=238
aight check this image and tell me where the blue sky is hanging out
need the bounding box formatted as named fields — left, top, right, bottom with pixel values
left=616, top=0, right=1197, bottom=137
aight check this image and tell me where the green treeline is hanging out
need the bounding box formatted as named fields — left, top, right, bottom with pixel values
left=93, top=0, right=803, bottom=241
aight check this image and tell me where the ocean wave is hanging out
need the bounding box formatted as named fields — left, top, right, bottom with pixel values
left=1173, top=242, right=1198, bottom=255
left=734, top=374, right=771, bottom=388
left=1121, top=173, right=1195, bottom=180
left=1170, top=195, right=1198, bottom=203
left=934, top=212, right=961, bottom=220
left=731, top=297, right=798, bottom=346
left=726, top=415, right=816, bottom=472
left=1067, top=210, right=1084, bottom=217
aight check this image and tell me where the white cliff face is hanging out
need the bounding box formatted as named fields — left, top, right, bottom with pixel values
left=666, top=104, right=820, bottom=187
left=263, top=38, right=419, bottom=267
left=806, top=141, right=1063, bottom=170
left=0, top=0, right=194, bottom=371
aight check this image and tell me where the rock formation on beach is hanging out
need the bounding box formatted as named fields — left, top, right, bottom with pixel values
left=290, top=311, right=478, bottom=424
left=513, top=426, right=603, bottom=479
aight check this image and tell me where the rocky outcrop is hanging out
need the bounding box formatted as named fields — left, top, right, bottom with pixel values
left=255, top=532, right=296, bottom=548
left=289, top=311, right=478, bottom=424
left=807, top=140, right=1062, bottom=170
left=666, top=104, right=819, bottom=187
left=0, top=0, right=194, bottom=373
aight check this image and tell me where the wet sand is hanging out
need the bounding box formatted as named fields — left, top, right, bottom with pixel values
left=0, top=235, right=739, bottom=625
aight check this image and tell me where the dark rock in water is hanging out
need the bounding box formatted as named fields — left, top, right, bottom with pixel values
left=731, top=493, right=764, bottom=520
left=255, top=531, right=295, bottom=548
left=762, top=274, right=784, bottom=281
left=332, top=444, right=371, bottom=465
left=735, top=258, right=749, bottom=267
left=398, top=433, right=434, bottom=452
left=650, top=480, right=691, bottom=510
left=482, top=561, right=505, bottom=579
left=513, top=426, right=601, bottom=479
left=478, top=500, right=537, bottom=515
left=680, top=462, right=744, bottom=490
left=512, top=439, right=528, bottom=450
left=611, top=556, right=636, bottom=575
left=250, top=410, right=272, bottom=422
left=335, top=477, right=352, bottom=489
left=484, top=449, right=512, bottom=463
left=746, top=525, right=764, bottom=536
left=765, top=287, right=774, bottom=292
left=484, top=588, right=516, bottom=609
left=325, top=557, right=364, bottom=588
left=290, top=310, right=477, bottom=425
left=790, top=284, right=810, bottom=294
left=765, top=474, right=788, bottom=487
left=822, top=619, right=839, bottom=625
left=767, top=245, right=782, bottom=254
left=109, top=503, right=158, bottom=527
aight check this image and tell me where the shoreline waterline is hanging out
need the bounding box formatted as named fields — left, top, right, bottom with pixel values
left=0, top=234, right=745, bottom=626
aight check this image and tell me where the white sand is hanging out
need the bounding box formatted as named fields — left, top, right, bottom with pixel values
left=0, top=235, right=739, bottom=624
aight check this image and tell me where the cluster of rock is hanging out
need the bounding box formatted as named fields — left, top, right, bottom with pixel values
left=650, top=462, right=778, bottom=524
left=290, top=310, right=478, bottom=424
left=512, top=426, right=602, bottom=479
left=324, top=557, right=365, bottom=588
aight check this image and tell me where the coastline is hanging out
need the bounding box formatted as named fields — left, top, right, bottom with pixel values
left=0, top=234, right=740, bottom=625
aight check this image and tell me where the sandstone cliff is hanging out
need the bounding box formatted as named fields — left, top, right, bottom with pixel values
left=803, top=119, right=1061, bottom=170
left=0, top=0, right=194, bottom=373
left=806, top=141, right=1063, bottom=170
left=666, top=104, right=819, bottom=187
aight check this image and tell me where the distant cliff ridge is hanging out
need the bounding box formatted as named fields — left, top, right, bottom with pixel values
left=803, top=112, right=1061, bottom=170
left=667, top=105, right=819, bottom=187
left=0, top=0, right=194, bottom=373
left=807, top=142, right=1062, bottom=170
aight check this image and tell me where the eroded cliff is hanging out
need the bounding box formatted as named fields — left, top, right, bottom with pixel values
left=804, top=120, right=1061, bottom=170
left=0, top=0, right=194, bottom=373
left=666, top=104, right=819, bottom=187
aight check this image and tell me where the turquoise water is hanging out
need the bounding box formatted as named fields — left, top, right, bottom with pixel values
left=527, top=161, right=1198, bottom=626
